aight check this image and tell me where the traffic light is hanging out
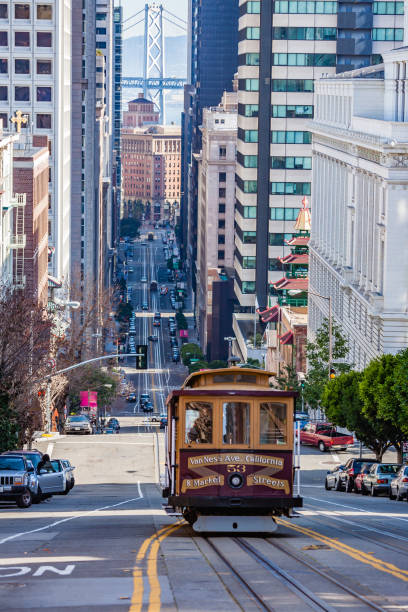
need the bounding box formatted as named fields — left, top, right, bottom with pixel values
left=136, top=344, right=148, bottom=370
left=330, top=368, right=336, bottom=379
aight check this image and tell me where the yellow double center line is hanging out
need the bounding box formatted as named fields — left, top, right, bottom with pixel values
left=130, top=522, right=183, bottom=612
left=276, top=518, right=408, bottom=582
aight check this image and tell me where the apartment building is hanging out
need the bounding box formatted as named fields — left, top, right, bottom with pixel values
left=0, top=126, right=19, bottom=285
left=195, top=91, right=237, bottom=355
left=0, top=1, right=71, bottom=282
left=113, top=4, right=122, bottom=250
left=123, top=94, right=159, bottom=128
left=235, top=0, right=404, bottom=312
left=309, top=45, right=408, bottom=369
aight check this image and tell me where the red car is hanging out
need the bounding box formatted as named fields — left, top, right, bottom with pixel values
left=300, top=423, right=354, bottom=452
left=354, top=461, right=380, bottom=493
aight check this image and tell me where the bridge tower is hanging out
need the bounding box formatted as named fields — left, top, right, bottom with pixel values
left=143, top=2, right=166, bottom=122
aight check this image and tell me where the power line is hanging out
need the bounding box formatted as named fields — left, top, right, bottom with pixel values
left=162, top=16, right=187, bottom=32
left=123, top=8, right=144, bottom=24
left=123, top=18, right=144, bottom=33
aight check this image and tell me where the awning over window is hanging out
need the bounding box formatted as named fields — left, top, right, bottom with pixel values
left=257, top=304, right=280, bottom=323
left=48, top=274, right=62, bottom=289
left=279, top=331, right=294, bottom=345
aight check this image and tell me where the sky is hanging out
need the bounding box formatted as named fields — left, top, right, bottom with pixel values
left=120, top=0, right=188, bottom=39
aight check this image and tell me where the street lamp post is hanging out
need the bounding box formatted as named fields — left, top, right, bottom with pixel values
left=224, top=336, right=236, bottom=367
left=288, top=289, right=332, bottom=379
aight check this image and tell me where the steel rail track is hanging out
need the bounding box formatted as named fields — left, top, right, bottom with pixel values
left=262, top=537, right=389, bottom=612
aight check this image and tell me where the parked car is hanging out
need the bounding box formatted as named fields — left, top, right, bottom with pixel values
left=140, top=393, right=150, bottom=406
left=51, top=459, right=75, bottom=494
left=325, top=464, right=345, bottom=491
left=142, top=302, right=149, bottom=310
left=160, top=414, right=168, bottom=429
left=339, top=458, right=379, bottom=492
left=354, top=462, right=379, bottom=494
left=3, top=451, right=66, bottom=500
left=141, top=276, right=147, bottom=283
left=4, top=449, right=43, bottom=470
left=362, top=463, right=401, bottom=496
left=389, top=465, right=408, bottom=500
left=107, top=417, right=120, bottom=433
left=143, top=401, right=153, bottom=413
left=148, top=335, right=159, bottom=342
left=64, top=415, right=92, bottom=435
left=0, top=454, right=39, bottom=508
left=300, top=423, right=354, bottom=452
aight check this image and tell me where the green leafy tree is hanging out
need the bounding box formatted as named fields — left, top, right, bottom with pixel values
left=116, top=302, right=133, bottom=323
left=180, top=343, right=204, bottom=366
left=322, top=371, right=393, bottom=461
left=244, top=358, right=262, bottom=368
left=68, top=367, right=118, bottom=414
left=188, top=360, right=209, bottom=374
left=120, top=218, right=140, bottom=239
left=360, top=355, right=406, bottom=462
left=176, top=312, right=188, bottom=330
left=208, top=360, right=228, bottom=369
left=391, top=348, right=408, bottom=439
left=304, top=318, right=351, bottom=410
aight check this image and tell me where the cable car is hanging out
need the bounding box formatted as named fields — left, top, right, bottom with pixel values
left=163, top=367, right=302, bottom=533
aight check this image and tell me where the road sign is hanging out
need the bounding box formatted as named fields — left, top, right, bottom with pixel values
left=136, top=345, right=148, bottom=370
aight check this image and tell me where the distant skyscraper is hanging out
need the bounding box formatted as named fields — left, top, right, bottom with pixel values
left=181, top=0, right=239, bottom=289
left=113, top=4, right=122, bottom=250
left=0, top=1, right=72, bottom=282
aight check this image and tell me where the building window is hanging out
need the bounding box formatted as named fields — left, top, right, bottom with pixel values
left=270, top=207, right=301, bottom=221
left=245, top=52, right=259, bottom=66
left=271, top=156, right=312, bottom=170
left=0, top=85, right=7, bottom=100
left=372, top=28, right=404, bottom=41
left=243, top=78, right=259, bottom=91
left=96, top=27, right=106, bottom=35
left=243, top=231, right=256, bottom=244
left=243, top=256, right=256, bottom=269
left=0, top=58, right=6, bottom=73
left=0, top=31, right=7, bottom=46
left=15, top=58, right=29, bottom=74
left=247, top=1, right=261, bottom=12
left=36, top=113, right=51, bottom=128
left=218, top=219, right=225, bottom=229
left=219, top=146, right=226, bottom=158
left=272, top=79, right=314, bottom=92
left=0, top=112, right=7, bottom=128
left=15, top=4, right=30, bottom=19
left=96, top=41, right=107, bottom=49
left=219, top=187, right=226, bottom=198
left=244, top=130, right=258, bottom=143
left=272, top=105, right=313, bottom=118
left=15, top=86, right=29, bottom=101
left=243, top=155, right=257, bottom=168
left=273, top=26, right=336, bottom=40
left=218, top=250, right=225, bottom=260
left=219, top=172, right=226, bottom=182
left=271, top=131, right=311, bottom=144
left=0, top=4, right=7, bottom=18
left=242, top=281, right=255, bottom=294
left=243, top=104, right=259, bottom=117
left=218, top=235, right=225, bottom=245
left=243, top=206, right=256, bottom=218
left=269, top=259, right=283, bottom=271
left=37, top=32, right=52, bottom=47
left=15, top=32, right=30, bottom=46
left=373, top=2, right=404, bottom=14
left=244, top=180, right=257, bottom=193
left=219, top=204, right=226, bottom=213
left=246, top=27, right=260, bottom=39
left=271, top=182, right=311, bottom=195
left=274, top=1, right=337, bottom=14
left=269, top=233, right=295, bottom=246
left=37, top=60, right=51, bottom=74
left=37, top=5, right=52, bottom=19
left=273, top=53, right=336, bottom=67
left=37, top=86, right=51, bottom=101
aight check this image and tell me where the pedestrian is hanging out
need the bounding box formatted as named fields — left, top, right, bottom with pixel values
left=37, top=453, right=53, bottom=474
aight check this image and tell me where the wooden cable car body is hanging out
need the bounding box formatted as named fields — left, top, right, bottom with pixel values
left=163, top=367, right=302, bottom=533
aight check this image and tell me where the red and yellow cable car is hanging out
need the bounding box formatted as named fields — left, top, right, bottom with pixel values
left=163, top=367, right=302, bottom=533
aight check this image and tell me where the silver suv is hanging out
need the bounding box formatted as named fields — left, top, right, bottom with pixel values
left=0, top=454, right=39, bottom=508
left=64, top=414, right=92, bottom=435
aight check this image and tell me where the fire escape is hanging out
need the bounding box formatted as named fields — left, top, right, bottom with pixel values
left=10, top=193, right=26, bottom=289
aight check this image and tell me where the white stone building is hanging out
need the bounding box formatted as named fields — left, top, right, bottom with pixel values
left=195, top=91, right=237, bottom=353
left=0, top=0, right=71, bottom=282
left=309, top=45, right=408, bottom=370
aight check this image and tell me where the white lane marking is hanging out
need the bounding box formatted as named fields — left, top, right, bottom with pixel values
left=303, top=503, right=408, bottom=544
left=0, top=482, right=144, bottom=546
left=305, top=495, right=408, bottom=523
left=46, top=443, right=54, bottom=457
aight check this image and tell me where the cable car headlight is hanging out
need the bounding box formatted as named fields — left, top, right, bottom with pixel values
left=228, top=473, right=244, bottom=489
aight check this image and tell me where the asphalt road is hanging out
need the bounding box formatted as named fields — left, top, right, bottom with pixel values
left=1, top=434, right=407, bottom=611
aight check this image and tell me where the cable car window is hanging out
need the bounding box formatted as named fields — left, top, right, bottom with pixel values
left=213, top=374, right=234, bottom=383
left=235, top=374, right=257, bottom=383
left=222, top=402, right=250, bottom=445
left=185, top=402, right=213, bottom=444
left=260, top=402, right=287, bottom=444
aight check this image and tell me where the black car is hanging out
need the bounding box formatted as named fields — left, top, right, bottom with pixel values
left=107, top=418, right=120, bottom=433
left=148, top=335, right=159, bottom=342
left=143, top=402, right=153, bottom=413
left=127, top=393, right=136, bottom=403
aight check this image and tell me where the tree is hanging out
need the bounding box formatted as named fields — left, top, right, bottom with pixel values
left=208, top=360, right=227, bottom=369
left=116, top=302, right=133, bottom=323
left=0, top=286, right=53, bottom=451
left=245, top=358, right=261, bottom=368
left=68, top=366, right=118, bottom=414
left=273, top=364, right=302, bottom=410
left=360, top=355, right=406, bottom=462
left=176, top=312, right=188, bottom=330
left=391, top=348, right=408, bottom=439
left=188, top=360, right=209, bottom=374
left=322, top=371, right=393, bottom=461
left=120, top=218, right=140, bottom=239
left=180, top=343, right=203, bottom=366
left=249, top=333, right=263, bottom=348
left=304, top=318, right=351, bottom=410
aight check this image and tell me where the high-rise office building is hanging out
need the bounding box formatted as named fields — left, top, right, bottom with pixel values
left=0, top=0, right=72, bottom=282
left=234, top=0, right=404, bottom=313
left=181, top=0, right=239, bottom=288
left=113, top=4, right=122, bottom=251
